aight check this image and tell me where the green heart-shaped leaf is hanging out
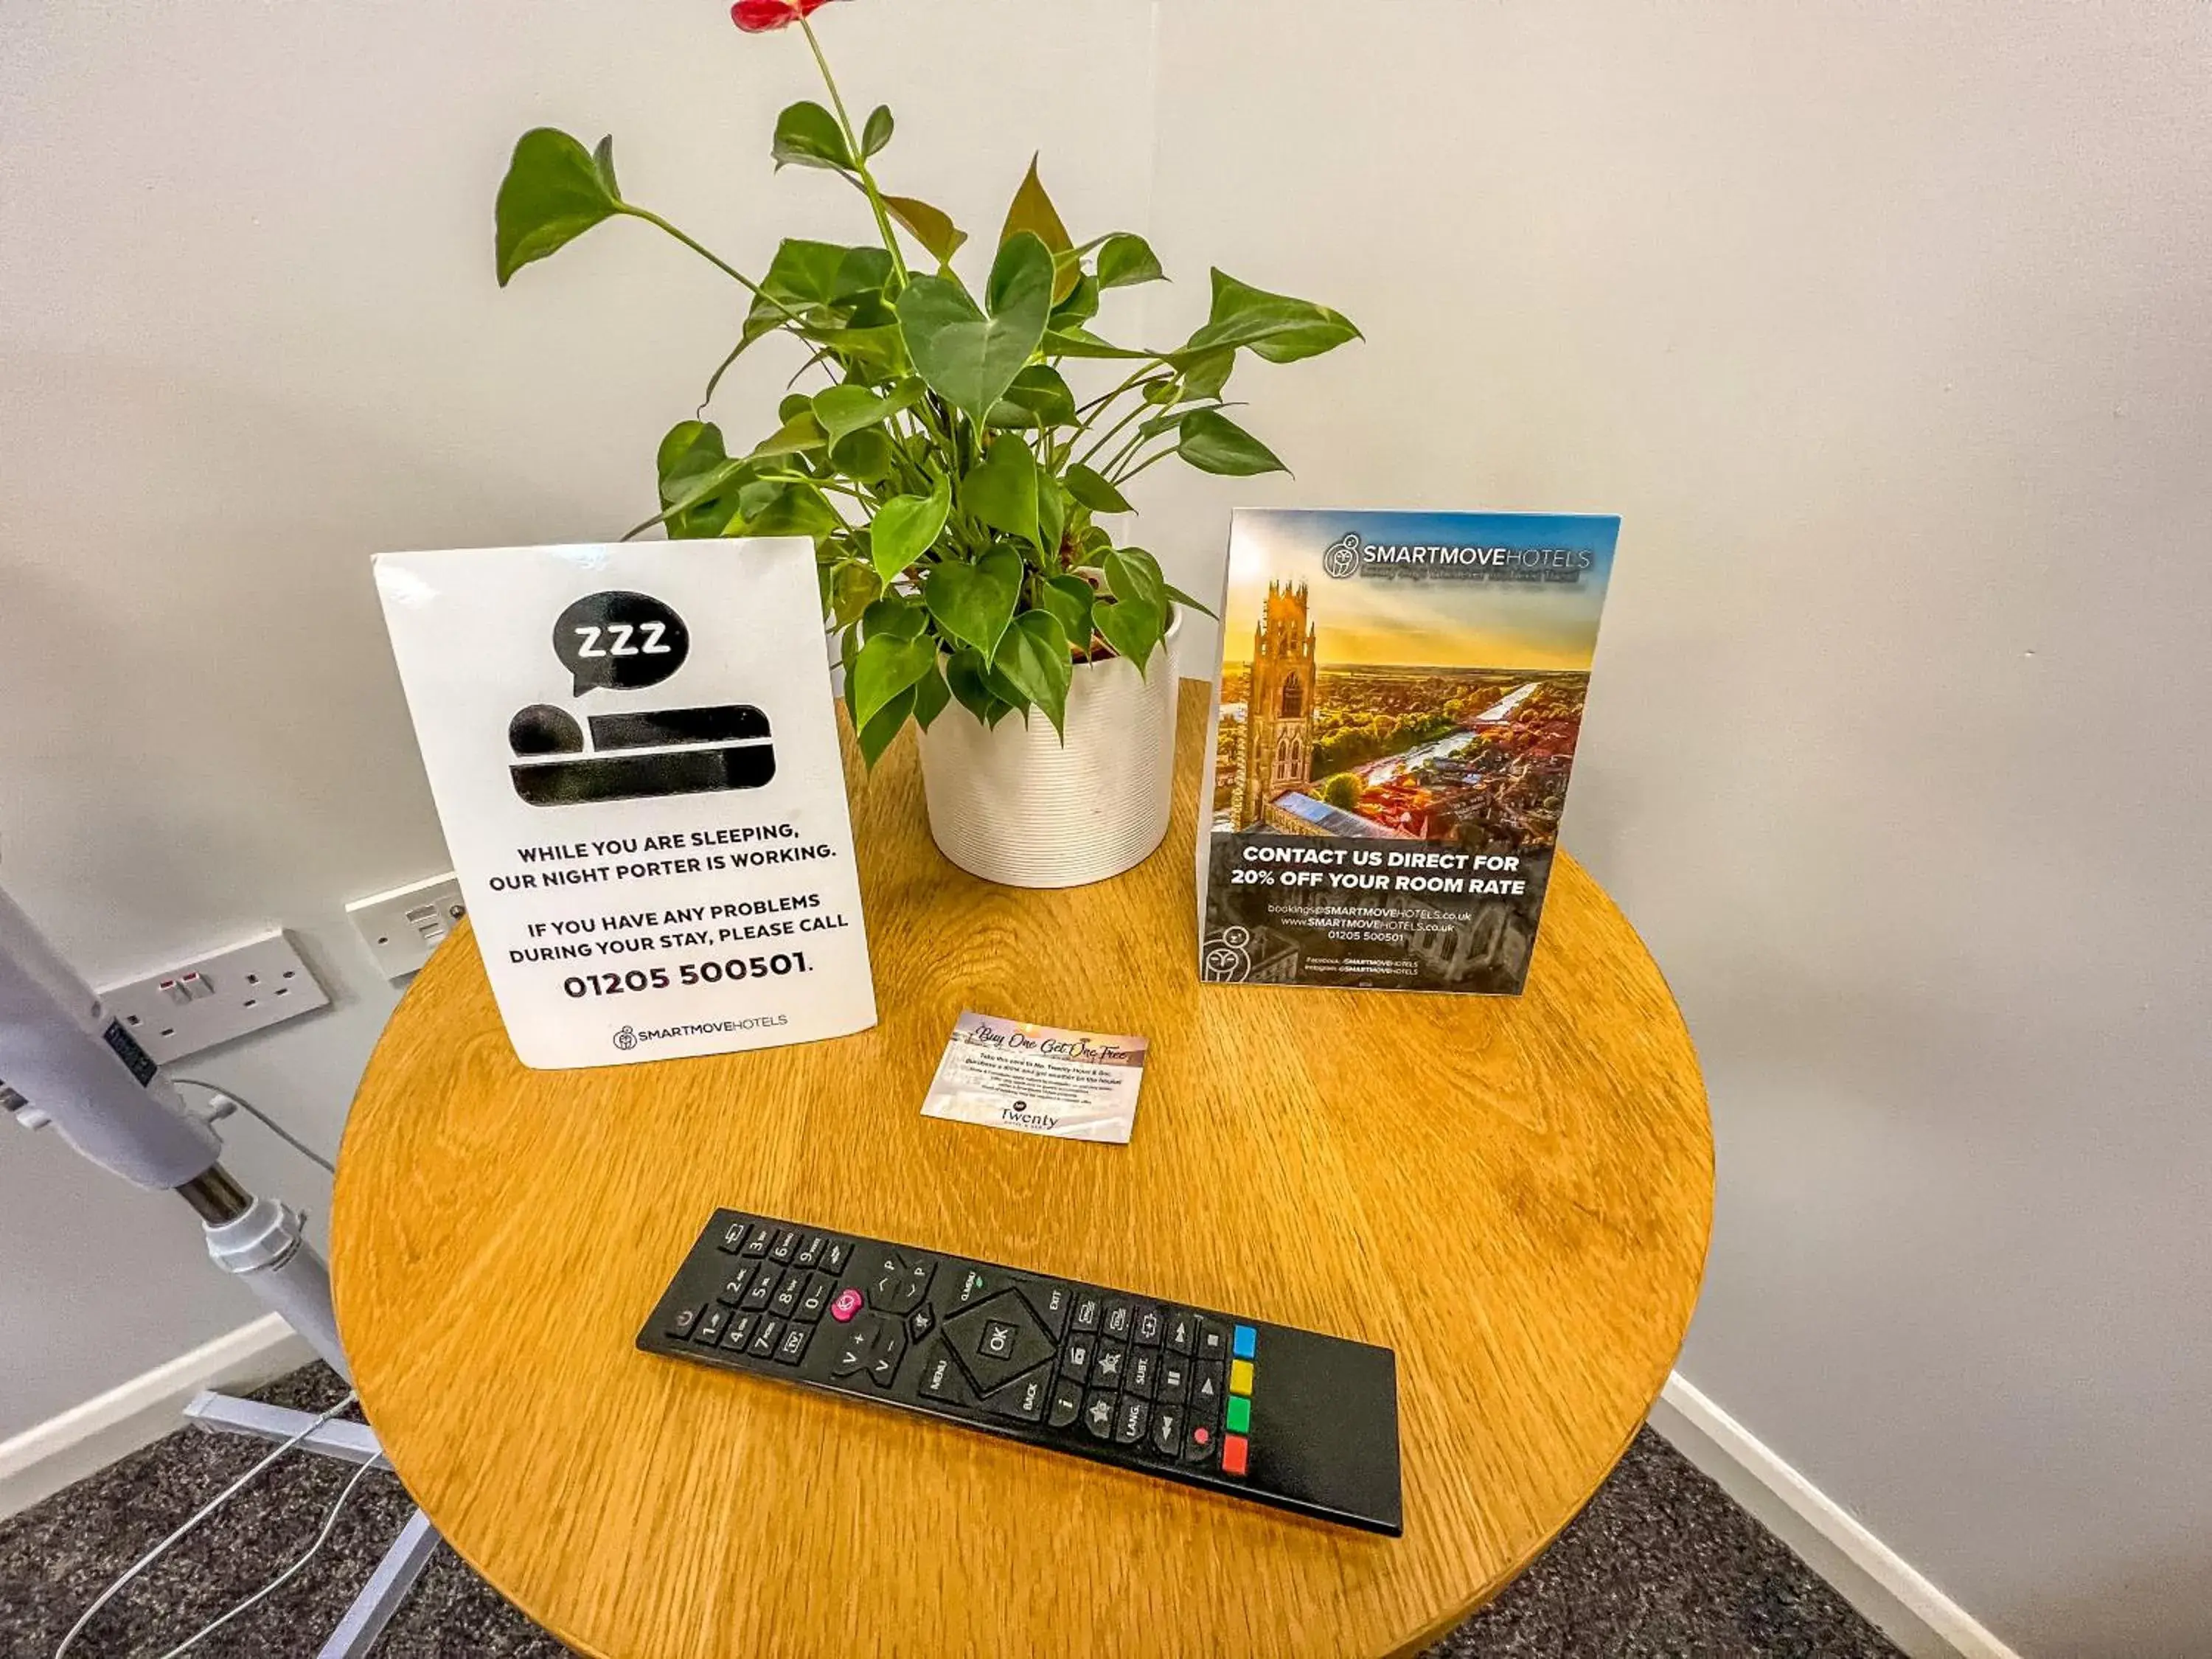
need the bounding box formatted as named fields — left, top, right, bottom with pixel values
left=911, top=658, right=952, bottom=730
left=831, top=246, right=894, bottom=300
left=1185, top=270, right=1359, bottom=363
left=1018, top=365, right=1078, bottom=424
left=987, top=364, right=1077, bottom=430
left=1037, top=473, right=1066, bottom=560
left=1093, top=594, right=1165, bottom=675
left=495, top=129, right=622, bottom=285
left=628, top=425, right=754, bottom=539
left=848, top=630, right=936, bottom=729
left=993, top=611, right=1074, bottom=736
left=773, top=101, right=853, bottom=172
left=1050, top=271, right=1099, bottom=330
left=657, top=420, right=728, bottom=504
left=1178, top=408, right=1287, bottom=476
left=923, top=545, right=1024, bottom=660
left=861, top=104, right=894, bottom=159
left=1182, top=347, right=1236, bottom=401
left=811, top=380, right=922, bottom=446
left=760, top=239, right=851, bottom=306
left=855, top=684, right=915, bottom=766
left=829, top=427, right=894, bottom=481
left=944, top=647, right=996, bottom=723
left=961, top=437, right=1041, bottom=549
left=884, top=195, right=968, bottom=265
left=868, top=474, right=950, bottom=582
left=625, top=459, right=751, bottom=540
left=806, top=323, right=910, bottom=380
left=1038, top=574, right=1096, bottom=650
left=737, top=479, right=841, bottom=538
left=860, top=594, right=928, bottom=641
left=748, top=410, right=829, bottom=460
left=1063, top=464, right=1133, bottom=515
left=897, top=233, right=1056, bottom=429
left=1041, top=327, right=1152, bottom=360
left=1102, top=546, right=1166, bottom=609
left=1096, top=232, right=1164, bottom=289
left=829, top=561, right=880, bottom=627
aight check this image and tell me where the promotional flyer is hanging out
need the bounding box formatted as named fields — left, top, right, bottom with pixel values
left=1196, top=509, right=1620, bottom=996
left=375, top=540, right=876, bottom=1068
left=920, top=1012, right=1150, bottom=1144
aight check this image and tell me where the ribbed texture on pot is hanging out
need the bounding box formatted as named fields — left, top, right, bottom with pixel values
left=917, top=638, right=1180, bottom=889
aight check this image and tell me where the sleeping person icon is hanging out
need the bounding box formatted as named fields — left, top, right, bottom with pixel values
left=507, top=700, right=775, bottom=806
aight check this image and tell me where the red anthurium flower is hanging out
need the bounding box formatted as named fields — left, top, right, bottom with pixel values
left=731, top=0, right=834, bottom=32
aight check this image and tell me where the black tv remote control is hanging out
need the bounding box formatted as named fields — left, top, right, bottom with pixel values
left=638, top=1208, right=1403, bottom=1534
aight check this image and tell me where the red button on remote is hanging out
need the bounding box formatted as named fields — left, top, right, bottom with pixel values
left=830, top=1288, right=864, bottom=1322
left=1221, top=1433, right=1249, bottom=1477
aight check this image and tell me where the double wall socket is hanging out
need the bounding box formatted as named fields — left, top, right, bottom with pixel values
left=347, top=873, right=466, bottom=980
left=99, top=931, right=333, bottom=1065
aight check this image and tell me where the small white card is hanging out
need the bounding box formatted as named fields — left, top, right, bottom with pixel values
left=920, top=1012, right=1149, bottom=1144
left=373, top=540, right=876, bottom=1069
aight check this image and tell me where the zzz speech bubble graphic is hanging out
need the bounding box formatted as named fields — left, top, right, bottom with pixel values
left=552, top=590, right=690, bottom=695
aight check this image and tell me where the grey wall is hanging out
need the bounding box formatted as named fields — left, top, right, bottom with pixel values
left=1135, top=9, right=2212, bottom=1653
left=6, top=4, right=2208, bottom=1653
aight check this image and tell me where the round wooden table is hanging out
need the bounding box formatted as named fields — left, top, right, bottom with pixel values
left=332, top=681, right=1711, bottom=1659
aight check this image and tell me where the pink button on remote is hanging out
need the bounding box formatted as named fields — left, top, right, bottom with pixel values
left=830, top=1288, right=864, bottom=1323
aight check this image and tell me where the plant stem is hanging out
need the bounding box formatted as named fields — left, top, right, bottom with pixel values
left=1075, top=397, right=1161, bottom=471
left=1072, top=366, right=1166, bottom=421
left=1097, top=417, right=1157, bottom=479
left=799, top=18, right=911, bottom=283
left=1066, top=366, right=1169, bottom=448
left=1108, top=440, right=1178, bottom=485
left=619, top=206, right=773, bottom=302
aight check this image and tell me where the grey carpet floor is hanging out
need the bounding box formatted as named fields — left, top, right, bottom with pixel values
left=1, top=1365, right=1904, bottom=1658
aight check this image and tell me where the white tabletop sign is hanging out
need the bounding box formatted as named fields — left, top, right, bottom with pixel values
left=374, top=540, right=876, bottom=1069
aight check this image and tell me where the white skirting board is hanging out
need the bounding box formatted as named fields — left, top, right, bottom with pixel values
left=1650, top=1373, right=2023, bottom=1659
left=0, top=1327, right=2019, bottom=1659
left=0, top=1313, right=313, bottom=1521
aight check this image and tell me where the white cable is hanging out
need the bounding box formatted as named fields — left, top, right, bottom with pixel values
left=153, top=1453, right=383, bottom=1659
left=52, top=1389, right=359, bottom=1659
left=169, top=1078, right=336, bottom=1175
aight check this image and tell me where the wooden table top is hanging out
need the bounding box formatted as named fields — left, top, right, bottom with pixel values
left=332, top=678, right=1712, bottom=1659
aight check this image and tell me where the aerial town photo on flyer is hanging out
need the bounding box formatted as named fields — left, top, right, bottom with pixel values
left=1197, top=508, right=1620, bottom=995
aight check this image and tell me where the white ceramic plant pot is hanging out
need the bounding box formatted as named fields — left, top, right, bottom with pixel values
left=917, top=616, right=1182, bottom=888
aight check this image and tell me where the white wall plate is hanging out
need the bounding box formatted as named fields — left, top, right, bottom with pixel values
left=346, top=873, right=465, bottom=981
left=97, top=931, right=332, bottom=1065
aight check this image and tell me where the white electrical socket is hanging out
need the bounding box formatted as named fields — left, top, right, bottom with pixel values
left=99, top=931, right=333, bottom=1065
left=347, top=873, right=467, bottom=980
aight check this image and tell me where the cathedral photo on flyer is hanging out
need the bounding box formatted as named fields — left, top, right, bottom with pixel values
left=1197, top=508, right=1620, bottom=995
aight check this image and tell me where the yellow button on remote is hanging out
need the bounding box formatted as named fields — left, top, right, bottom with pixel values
left=1229, top=1358, right=1254, bottom=1396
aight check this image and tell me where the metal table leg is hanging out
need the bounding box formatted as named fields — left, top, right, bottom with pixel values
left=316, top=1506, right=439, bottom=1658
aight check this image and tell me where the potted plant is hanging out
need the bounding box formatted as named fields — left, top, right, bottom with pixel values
left=493, top=0, right=1356, bottom=887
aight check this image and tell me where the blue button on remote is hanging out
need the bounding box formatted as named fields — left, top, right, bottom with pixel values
left=1232, top=1324, right=1257, bottom=1359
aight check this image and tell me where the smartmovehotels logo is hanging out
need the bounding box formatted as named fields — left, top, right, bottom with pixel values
left=613, top=1015, right=790, bottom=1051
left=1323, top=531, right=1592, bottom=583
